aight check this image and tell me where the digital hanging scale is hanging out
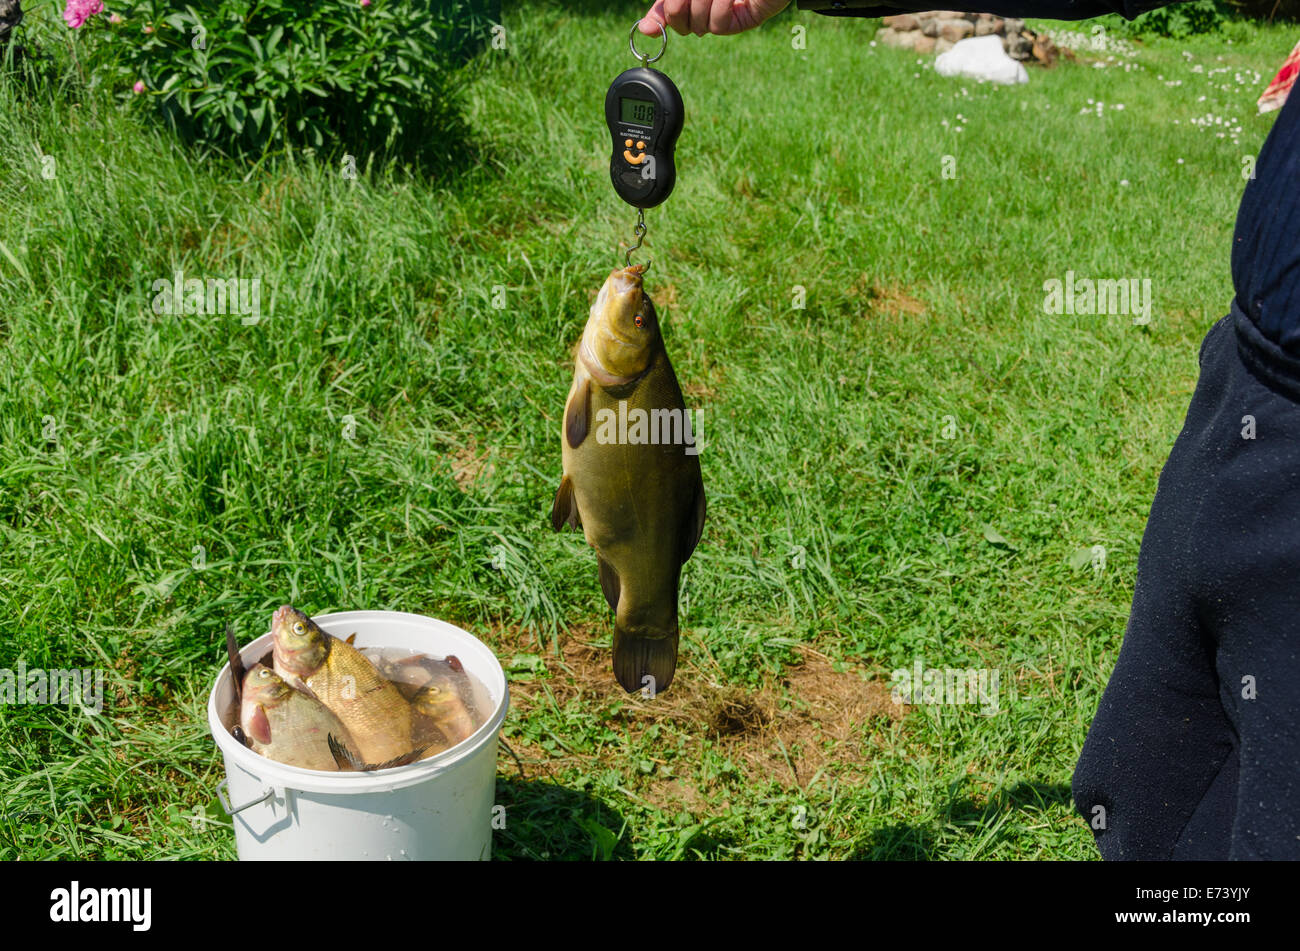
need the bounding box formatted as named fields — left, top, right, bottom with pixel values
left=605, top=22, right=683, bottom=211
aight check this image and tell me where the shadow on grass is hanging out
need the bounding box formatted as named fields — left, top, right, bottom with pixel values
left=851, top=821, right=939, bottom=861
left=492, top=776, right=746, bottom=860
left=492, top=777, right=637, bottom=861
left=849, top=781, right=1075, bottom=860
left=947, top=780, right=1076, bottom=824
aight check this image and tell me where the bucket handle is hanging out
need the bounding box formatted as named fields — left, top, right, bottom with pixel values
left=216, top=778, right=276, bottom=816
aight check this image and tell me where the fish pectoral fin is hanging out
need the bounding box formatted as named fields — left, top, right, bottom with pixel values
left=597, top=557, right=621, bottom=611
left=681, top=480, right=707, bottom=564
left=247, top=704, right=272, bottom=746
left=564, top=374, right=591, bottom=449
left=550, top=474, right=582, bottom=532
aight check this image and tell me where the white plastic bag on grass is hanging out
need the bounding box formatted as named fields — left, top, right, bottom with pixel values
left=935, top=35, right=1028, bottom=86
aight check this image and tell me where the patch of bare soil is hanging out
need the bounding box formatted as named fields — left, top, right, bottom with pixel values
left=870, top=283, right=926, bottom=318
left=450, top=439, right=494, bottom=490
left=851, top=276, right=927, bottom=319
left=494, top=625, right=908, bottom=810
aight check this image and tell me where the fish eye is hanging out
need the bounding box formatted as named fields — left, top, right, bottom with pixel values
left=292, top=622, right=305, bottom=635
left=634, top=311, right=645, bottom=328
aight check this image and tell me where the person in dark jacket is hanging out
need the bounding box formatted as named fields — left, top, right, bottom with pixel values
left=639, top=0, right=1300, bottom=859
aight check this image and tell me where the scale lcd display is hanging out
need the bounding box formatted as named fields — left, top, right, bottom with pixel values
left=621, top=98, right=655, bottom=127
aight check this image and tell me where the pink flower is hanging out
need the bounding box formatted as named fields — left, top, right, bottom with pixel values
left=62, top=0, right=103, bottom=28
left=143, top=24, right=153, bottom=33
left=108, top=12, right=122, bottom=23
left=133, top=81, right=145, bottom=94
left=360, top=0, right=371, bottom=7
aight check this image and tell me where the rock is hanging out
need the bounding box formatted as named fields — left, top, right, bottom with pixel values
left=914, top=34, right=936, bottom=54
left=974, top=16, right=1004, bottom=36
left=936, top=34, right=1029, bottom=85
left=1003, top=17, right=1025, bottom=34
left=938, top=18, right=975, bottom=43
left=877, top=27, right=918, bottom=50
left=935, top=37, right=955, bottom=54
left=882, top=14, right=920, bottom=31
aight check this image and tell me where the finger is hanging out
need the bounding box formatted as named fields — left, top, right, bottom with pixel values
left=661, top=0, right=692, bottom=35
left=690, top=0, right=713, bottom=36
left=733, top=0, right=790, bottom=33
left=711, top=0, right=741, bottom=34
left=638, top=1, right=666, bottom=35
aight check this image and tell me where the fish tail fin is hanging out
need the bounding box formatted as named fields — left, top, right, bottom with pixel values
left=612, top=625, right=678, bottom=696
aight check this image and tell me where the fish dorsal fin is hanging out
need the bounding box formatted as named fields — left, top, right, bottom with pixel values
left=564, top=372, right=591, bottom=449
left=550, top=474, right=581, bottom=532
left=227, top=624, right=246, bottom=704
left=682, top=481, right=706, bottom=564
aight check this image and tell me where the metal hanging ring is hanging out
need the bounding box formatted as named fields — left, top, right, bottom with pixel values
left=629, top=20, right=667, bottom=66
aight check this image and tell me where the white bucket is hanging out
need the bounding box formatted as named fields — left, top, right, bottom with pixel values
left=207, top=610, right=508, bottom=861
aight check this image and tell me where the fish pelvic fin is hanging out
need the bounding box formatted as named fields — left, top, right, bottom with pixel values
left=597, top=557, right=620, bottom=611
left=682, top=479, right=706, bottom=564
left=550, top=474, right=580, bottom=532
left=612, top=625, right=678, bottom=696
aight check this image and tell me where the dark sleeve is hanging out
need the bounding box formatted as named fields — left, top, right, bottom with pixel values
left=795, top=0, right=1179, bottom=21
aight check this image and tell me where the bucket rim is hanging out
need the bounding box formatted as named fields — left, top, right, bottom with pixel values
left=208, top=609, right=509, bottom=795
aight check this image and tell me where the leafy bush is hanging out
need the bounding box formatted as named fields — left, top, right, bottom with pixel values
left=1100, top=0, right=1234, bottom=37
left=53, top=0, right=497, bottom=166
left=1223, top=0, right=1300, bottom=21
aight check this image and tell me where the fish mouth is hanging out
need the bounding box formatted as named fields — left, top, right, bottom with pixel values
left=611, top=265, right=645, bottom=294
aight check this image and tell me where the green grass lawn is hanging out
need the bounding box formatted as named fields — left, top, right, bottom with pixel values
left=0, top=1, right=1290, bottom=859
